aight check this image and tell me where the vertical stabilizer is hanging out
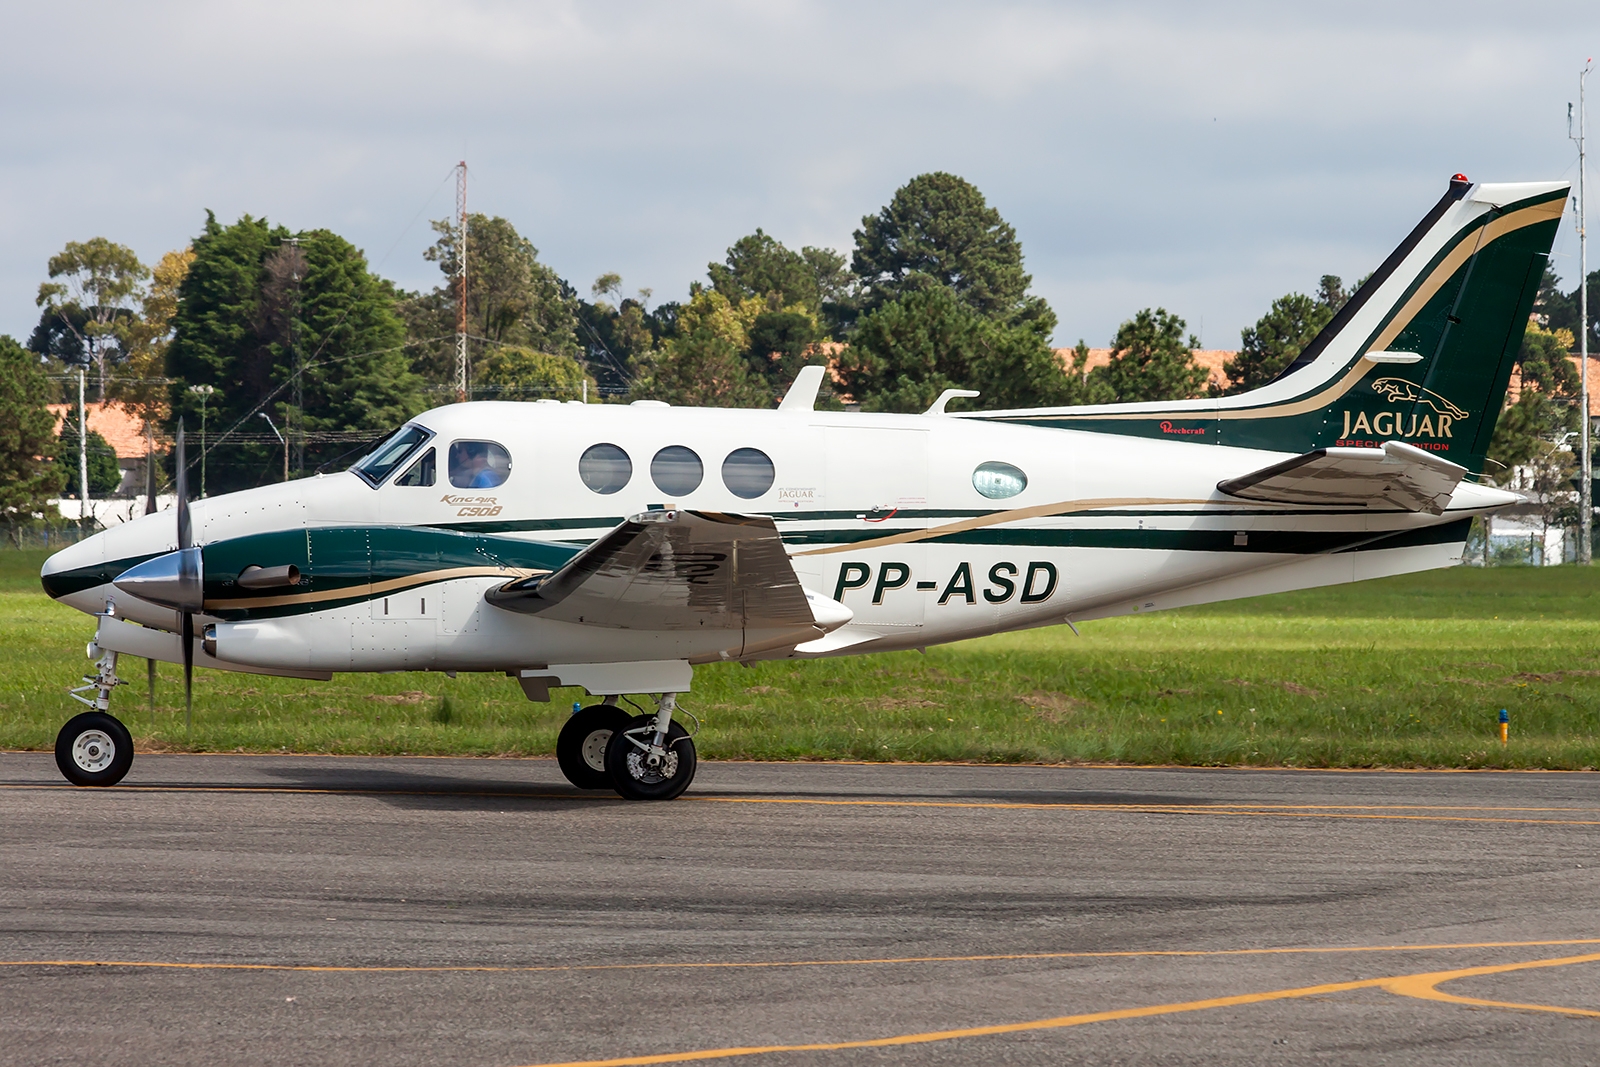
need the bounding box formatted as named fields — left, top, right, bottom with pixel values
left=979, top=176, right=1570, bottom=473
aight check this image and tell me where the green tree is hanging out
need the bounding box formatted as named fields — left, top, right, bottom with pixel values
left=168, top=213, right=424, bottom=492
left=115, top=246, right=195, bottom=429
left=1537, top=265, right=1598, bottom=352
left=1484, top=323, right=1580, bottom=486
left=744, top=310, right=820, bottom=394
left=632, top=284, right=833, bottom=408
left=574, top=273, right=666, bottom=393
left=1092, top=308, right=1208, bottom=403
left=709, top=229, right=819, bottom=309
left=56, top=417, right=122, bottom=497
left=32, top=238, right=149, bottom=401
left=288, top=230, right=422, bottom=444
left=0, top=336, right=65, bottom=541
left=632, top=330, right=770, bottom=408
left=1221, top=275, right=1349, bottom=394
left=837, top=287, right=1075, bottom=413
left=477, top=346, right=594, bottom=400
left=852, top=173, right=1044, bottom=326
left=409, top=213, right=581, bottom=389
left=803, top=246, right=858, bottom=336
left=1061, top=340, right=1114, bottom=406
left=707, top=230, right=857, bottom=338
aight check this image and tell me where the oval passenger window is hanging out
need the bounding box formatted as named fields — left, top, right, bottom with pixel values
left=721, top=447, right=774, bottom=499
left=651, top=445, right=703, bottom=495
left=448, top=440, right=512, bottom=489
left=579, top=443, right=632, bottom=494
left=972, top=461, right=1027, bottom=499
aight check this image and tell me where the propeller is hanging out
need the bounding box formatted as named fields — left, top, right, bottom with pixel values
left=145, top=423, right=157, bottom=713
left=176, top=420, right=194, bottom=729
left=110, top=419, right=203, bottom=728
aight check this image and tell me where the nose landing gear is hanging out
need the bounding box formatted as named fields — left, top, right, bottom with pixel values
left=56, top=646, right=133, bottom=787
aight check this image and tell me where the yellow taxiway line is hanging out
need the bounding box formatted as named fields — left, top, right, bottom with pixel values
left=7, top=939, right=1597, bottom=1064
left=511, top=952, right=1600, bottom=1067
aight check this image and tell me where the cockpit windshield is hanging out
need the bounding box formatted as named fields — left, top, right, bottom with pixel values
left=350, top=425, right=432, bottom=487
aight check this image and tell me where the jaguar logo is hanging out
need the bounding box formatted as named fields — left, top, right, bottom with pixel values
left=1338, top=376, right=1469, bottom=450
left=1371, top=378, right=1468, bottom=420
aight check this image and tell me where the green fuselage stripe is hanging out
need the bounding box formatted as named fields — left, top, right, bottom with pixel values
left=44, top=514, right=1471, bottom=621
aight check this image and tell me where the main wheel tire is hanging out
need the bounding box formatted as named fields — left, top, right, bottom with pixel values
left=556, top=704, right=633, bottom=789
left=55, top=711, right=134, bottom=787
left=604, top=714, right=696, bottom=801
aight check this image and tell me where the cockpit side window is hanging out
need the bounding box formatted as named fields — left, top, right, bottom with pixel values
left=394, top=448, right=436, bottom=487
left=351, top=425, right=431, bottom=487
left=448, top=440, right=512, bottom=489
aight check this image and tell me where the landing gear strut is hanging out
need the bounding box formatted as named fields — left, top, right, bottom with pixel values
left=604, top=693, right=696, bottom=801
left=57, top=646, right=133, bottom=787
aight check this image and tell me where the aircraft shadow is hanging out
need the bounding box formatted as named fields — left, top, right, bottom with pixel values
left=120, top=767, right=1219, bottom=812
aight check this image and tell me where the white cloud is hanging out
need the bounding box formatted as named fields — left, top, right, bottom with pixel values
left=0, top=0, right=1593, bottom=352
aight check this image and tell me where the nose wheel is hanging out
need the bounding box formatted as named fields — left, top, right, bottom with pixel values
left=56, top=711, right=133, bottom=787
left=57, top=643, right=134, bottom=787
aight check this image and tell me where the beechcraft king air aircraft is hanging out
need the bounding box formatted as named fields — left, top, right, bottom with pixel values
left=40, top=174, right=1568, bottom=798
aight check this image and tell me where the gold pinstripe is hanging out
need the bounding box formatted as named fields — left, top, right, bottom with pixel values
left=791, top=497, right=1217, bottom=556
left=202, top=565, right=545, bottom=611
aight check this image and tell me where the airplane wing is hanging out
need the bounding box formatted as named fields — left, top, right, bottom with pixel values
left=485, top=508, right=832, bottom=635
left=1217, top=440, right=1467, bottom=515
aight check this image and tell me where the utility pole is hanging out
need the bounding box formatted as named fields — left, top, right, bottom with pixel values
left=1575, top=62, right=1593, bottom=564
left=76, top=366, right=89, bottom=531
left=454, top=161, right=469, bottom=402
left=188, top=384, right=214, bottom=497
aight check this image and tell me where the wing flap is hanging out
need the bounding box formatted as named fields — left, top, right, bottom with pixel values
left=1217, top=440, right=1467, bottom=515
left=485, top=509, right=829, bottom=635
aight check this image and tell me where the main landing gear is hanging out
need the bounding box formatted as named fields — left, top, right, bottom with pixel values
left=556, top=693, right=697, bottom=801
left=56, top=646, right=133, bottom=787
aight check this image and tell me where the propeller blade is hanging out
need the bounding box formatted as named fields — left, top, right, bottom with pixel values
left=182, top=610, right=193, bottom=730
left=175, top=420, right=194, bottom=728
left=176, top=419, right=191, bottom=551
left=144, top=425, right=157, bottom=516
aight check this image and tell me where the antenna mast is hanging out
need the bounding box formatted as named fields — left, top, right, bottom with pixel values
left=1575, top=64, right=1592, bottom=564
left=454, top=160, right=469, bottom=402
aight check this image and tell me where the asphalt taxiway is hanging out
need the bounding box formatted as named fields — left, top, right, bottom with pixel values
left=2, top=754, right=1598, bottom=1066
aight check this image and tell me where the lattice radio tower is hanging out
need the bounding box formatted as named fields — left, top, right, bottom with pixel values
left=454, top=161, right=469, bottom=402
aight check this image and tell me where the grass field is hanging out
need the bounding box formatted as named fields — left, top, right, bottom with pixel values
left=3, top=548, right=1598, bottom=769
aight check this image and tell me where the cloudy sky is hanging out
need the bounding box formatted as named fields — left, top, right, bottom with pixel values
left=1, top=1, right=1594, bottom=353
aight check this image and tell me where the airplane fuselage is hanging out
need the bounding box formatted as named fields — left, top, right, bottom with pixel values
left=42, top=398, right=1508, bottom=679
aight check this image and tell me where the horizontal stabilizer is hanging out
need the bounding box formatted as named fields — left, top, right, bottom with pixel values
left=1217, top=440, right=1468, bottom=515
left=485, top=509, right=834, bottom=638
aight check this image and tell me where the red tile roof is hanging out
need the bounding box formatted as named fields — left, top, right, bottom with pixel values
left=48, top=403, right=156, bottom=461
left=1056, top=348, right=1235, bottom=393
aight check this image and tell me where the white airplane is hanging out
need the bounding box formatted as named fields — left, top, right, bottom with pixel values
left=41, top=175, right=1567, bottom=798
